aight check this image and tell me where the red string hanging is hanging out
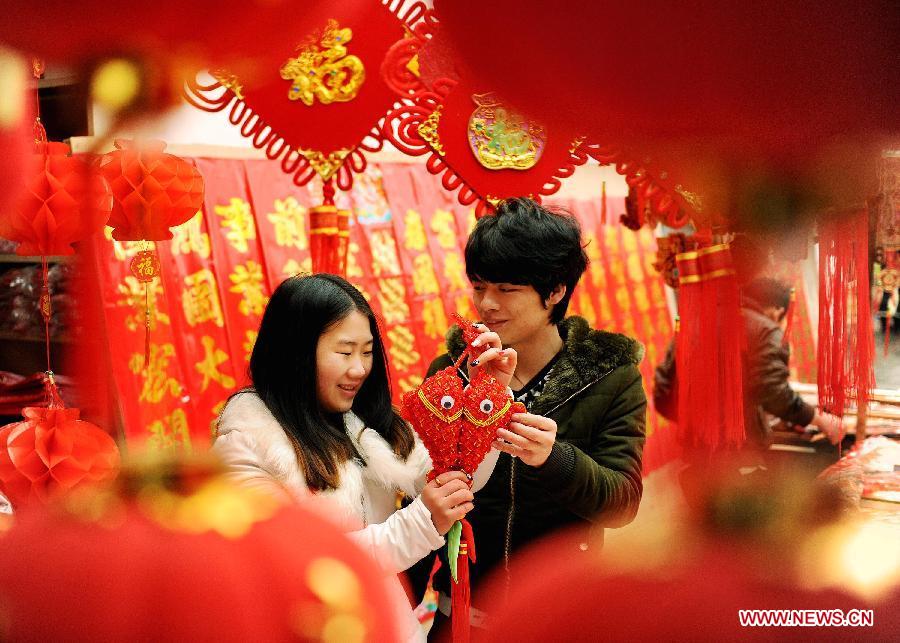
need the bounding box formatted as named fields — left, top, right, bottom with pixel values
left=817, top=210, right=875, bottom=420
left=675, top=243, right=746, bottom=452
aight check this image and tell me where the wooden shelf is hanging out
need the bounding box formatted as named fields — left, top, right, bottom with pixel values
left=0, top=254, right=72, bottom=264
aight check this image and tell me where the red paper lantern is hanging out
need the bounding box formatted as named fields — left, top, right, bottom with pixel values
left=0, top=405, right=120, bottom=511
left=0, top=463, right=403, bottom=641
left=98, top=139, right=204, bottom=241
left=0, top=142, right=112, bottom=256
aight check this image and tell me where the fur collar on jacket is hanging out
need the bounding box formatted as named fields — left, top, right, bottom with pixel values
left=216, top=391, right=430, bottom=523
left=444, top=316, right=644, bottom=415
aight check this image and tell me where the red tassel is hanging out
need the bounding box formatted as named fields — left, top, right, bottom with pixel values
left=675, top=243, right=746, bottom=452
left=817, top=210, right=875, bottom=419
left=451, top=519, right=476, bottom=643
left=600, top=180, right=607, bottom=225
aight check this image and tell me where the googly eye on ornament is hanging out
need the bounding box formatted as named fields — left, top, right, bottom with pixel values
left=440, top=395, right=455, bottom=410
left=479, top=399, right=494, bottom=414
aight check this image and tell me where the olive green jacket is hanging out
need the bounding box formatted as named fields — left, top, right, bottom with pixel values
left=426, top=316, right=647, bottom=586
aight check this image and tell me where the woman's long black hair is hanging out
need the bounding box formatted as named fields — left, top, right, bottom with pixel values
left=246, top=273, right=413, bottom=491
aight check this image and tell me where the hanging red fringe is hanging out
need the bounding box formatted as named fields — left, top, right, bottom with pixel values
left=675, top=243, right=746, bottom=452
left=600, top=180, right=607, bottom=225
left=451, top=519, right=475, bottom=643
left=817, top=210, right=875, bottom=419
left=309, top=179, right=350, bottom=276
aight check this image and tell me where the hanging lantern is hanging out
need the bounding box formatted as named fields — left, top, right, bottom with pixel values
left=99, top=139, right=204, bottom=241
left=98, top=138, right=204, bottom=364
left=0, top=374, right=120, bottom=512
left=0, top=141, right=112, bottom=256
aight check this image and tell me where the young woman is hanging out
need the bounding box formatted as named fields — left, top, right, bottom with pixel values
left=213, top=274, right=514, bottom=641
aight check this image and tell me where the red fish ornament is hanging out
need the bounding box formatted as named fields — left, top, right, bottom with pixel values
left=401, top=313, right=524, bottom=643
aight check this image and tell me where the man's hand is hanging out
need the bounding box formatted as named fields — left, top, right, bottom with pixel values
left=419, top=471, right=474, bottom=535
left=492, top=412, right=558, bottom=467
left=467, top=324, right=517, bottom=389
left=812, top=409, right=845, bottom=445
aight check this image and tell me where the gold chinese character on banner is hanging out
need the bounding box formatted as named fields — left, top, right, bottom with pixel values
left=623, top=230, right=638, bottom=252
left=443, top=252, right=468, bottom=292
left=267, top=197, right=308, bottom=250
left=386, top=325, right=420, bottom=371
left=346, top=242, right=363, bottom=279
left=454, top=294, right=476, bottom=320
left=658, top=309, right=672, bottom=334
left=117, top=276, right=170, bottom=332
left=377, top=278, right=410, bottom=324
left=182, top=269, right=225, bottom=327
left=431, top=209, right=458, bottom=250
left=627, top=254, right=644, bottom=283
left=243, top=330, right=258, bottom=363
left=369, top=229, right=402, bottom=276
left=577, top=290, right=597, bottom=327
left=398, top=375, right=423, bottom=393
left=634, top=283, right=650, bottom=313
left=582, top=232, right=601, bottom=262
left=412, top=254, right=440, bottom=295
left=597, top=290, right=613, bottom=324
left=422, top=297, right=448, bottom=339
left=171, top=211, right=211, bottom=258
left=147, top=408, right=193, bottom=453
left=615, top=286, right=632, bottom=314
left=128, top=343, right=182, bottom=403
left=214, top=197, right=256, bottom=253
left=280, top=19, right=365, bottom=107
left=196, top=335, right=236, bottom=392
left=282, top=257, right=312, bottom=278
left=229, top=261, right=268, bottom=316
left=403, top=209, right=427, bottom=251
left=609, top=258, right=625, bottom=285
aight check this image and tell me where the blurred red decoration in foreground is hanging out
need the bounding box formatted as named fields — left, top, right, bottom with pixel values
left=0, top=141, right=112, bottom=256
left=99, top=139, right=205, bottom=241
left=0, top=460, right=403, bottom=641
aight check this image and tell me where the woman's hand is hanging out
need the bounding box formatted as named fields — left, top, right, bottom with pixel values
left=419, top=471, right=474, bottom=535
left=466, top=324, right=517, bottom=389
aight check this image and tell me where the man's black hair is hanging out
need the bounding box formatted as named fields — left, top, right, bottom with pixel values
left=742, top=277, right=792, bottom=312
left=464, top=197, right=589, bottom=324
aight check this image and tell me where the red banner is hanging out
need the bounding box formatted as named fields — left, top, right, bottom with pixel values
left=98, top=159, right=677, bottom=470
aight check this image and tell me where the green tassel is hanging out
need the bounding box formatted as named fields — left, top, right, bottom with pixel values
left=447, top=520, right=462, bottom=583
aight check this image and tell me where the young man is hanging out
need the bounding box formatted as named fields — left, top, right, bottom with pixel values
left=413, top=197, right=647, bottom=629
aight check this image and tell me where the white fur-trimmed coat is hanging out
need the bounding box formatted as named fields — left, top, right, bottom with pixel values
left=213, top=393, right=499, bottom=632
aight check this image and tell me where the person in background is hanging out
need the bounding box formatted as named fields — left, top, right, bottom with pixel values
left=654, top=276, right=844, bottom=457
